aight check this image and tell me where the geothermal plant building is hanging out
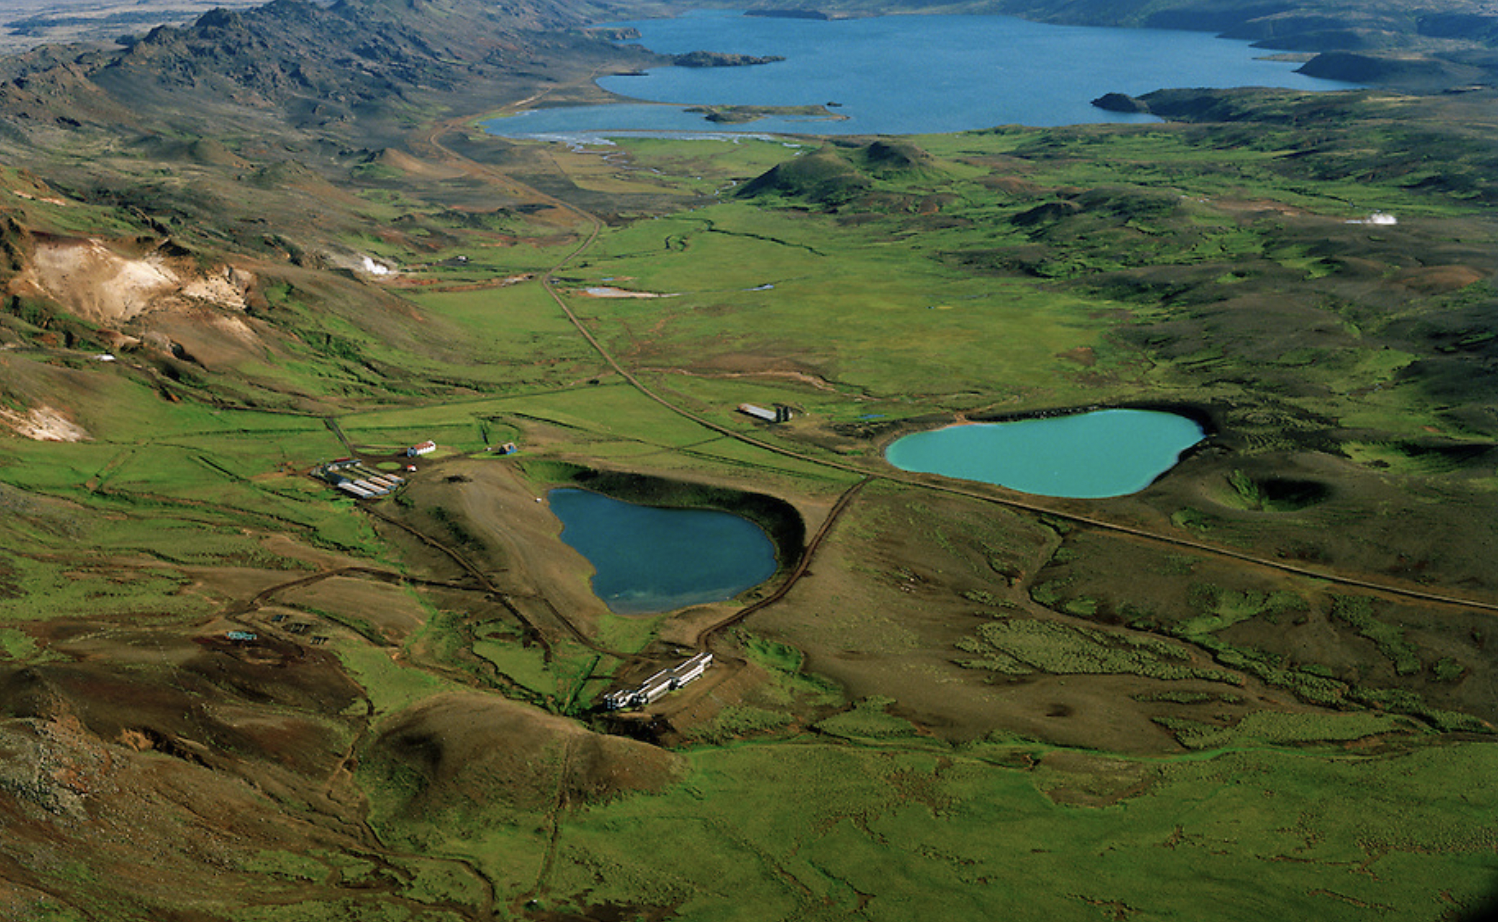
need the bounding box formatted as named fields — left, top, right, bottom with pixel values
left=603, top=652, right=714, bottom=710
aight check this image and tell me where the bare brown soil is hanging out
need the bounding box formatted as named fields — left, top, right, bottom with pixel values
left=0, top=505, right=689, bottom=918
left=368, top=691, right=682, bottom=815
left=393, top=458, right=615, bottom=647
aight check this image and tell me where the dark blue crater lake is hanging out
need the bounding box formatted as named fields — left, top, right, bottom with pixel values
left=485, top=10, right=1358, bottom=138
left=885, top=409, right=1205, bottom=498
left=549, top=487, right=778, bottom=614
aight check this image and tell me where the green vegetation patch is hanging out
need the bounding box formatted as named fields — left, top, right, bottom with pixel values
left=236, top=849, right=329, bottom=883
left=532, top=739, right=1498, bottom=921
left=730, top=630, right=844, bottom=711
left=1177, top=585, right=1309, bottom=636
left=0, top=557, right=200, bottom=623
left=685, top=705, right=796, bottom=744
left=334, top=644, right=454, bottom=717
left=957, top=615, right=1241, bottom=683
left=230, top=897, right=463, bottom=922
left=1156, top=710, right=1421, bottom=750
left=814, top=696, right=922, bottom=741
left=1330, top=595, right=1421, bottom=675
left=576, top=199, right=1123, bottom=405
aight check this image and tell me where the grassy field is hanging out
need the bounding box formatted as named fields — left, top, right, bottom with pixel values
left=4, top=63, right=1498, bottom=922
left=408, top=736, right=1498, bottom=921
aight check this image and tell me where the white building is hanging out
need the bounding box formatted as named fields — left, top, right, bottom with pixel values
left=602, top=652, right=715, bottom=710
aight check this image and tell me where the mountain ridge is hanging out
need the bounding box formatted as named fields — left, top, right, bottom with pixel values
left=0, top=0, right=659, bottom=134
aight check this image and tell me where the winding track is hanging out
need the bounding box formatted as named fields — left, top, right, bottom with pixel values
left=695, top=476, right=871, bottom=647
left=415, top=117, right=1498, bottom=619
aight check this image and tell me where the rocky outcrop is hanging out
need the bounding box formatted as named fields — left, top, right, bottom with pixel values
left=1091, top=92, right=1151, bottom=114
left=0, top=0, right=656, bottom=133
left=1296, top=51, right=1488, bottom=90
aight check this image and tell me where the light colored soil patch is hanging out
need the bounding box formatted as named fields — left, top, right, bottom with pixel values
left=664, top=365, right=837, bottom=392
left=11, top=190, right=68, bottom=206
left=372, top=148, right=468, bottom=180
left=177, top=565, right=321, bottom=605
left=145, top=309, right=275, bottom=369
left=30, top=238, right=177, bottom=322
left=258, top=534, right=367, bottom=572
left=0, top=404, right=90, bottom=441
left=578, top=286, right=677, bottom=298
left=24, top=237, right=251, bottom=324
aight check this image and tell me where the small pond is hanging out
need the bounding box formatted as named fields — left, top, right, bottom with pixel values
left=884, top=409, right=1205, bottom=499
left=549, top=487, right=778, bottom=614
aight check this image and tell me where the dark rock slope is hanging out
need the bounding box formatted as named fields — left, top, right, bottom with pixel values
left=0, top=0, right=657, bottom=133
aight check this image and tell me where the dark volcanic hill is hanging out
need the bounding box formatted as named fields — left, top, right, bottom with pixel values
left=0, top=0, right=659, bottom=135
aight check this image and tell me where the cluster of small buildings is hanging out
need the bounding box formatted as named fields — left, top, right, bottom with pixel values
left=269, top=613, right=328, bottom=643
left=738, top=403, right=794, bottom=424
left=602, top=652, right=714, bottom=710
left=213, top=615, right=331, bottom=650
left=313, top=458, right=405, bottom=499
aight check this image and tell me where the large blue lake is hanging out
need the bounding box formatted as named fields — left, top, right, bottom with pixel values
left=549, top=487, right=778, bottom=614
left=486, top=10, right=1357, bottom=138
left=885, top=409, right=1205, bottom=498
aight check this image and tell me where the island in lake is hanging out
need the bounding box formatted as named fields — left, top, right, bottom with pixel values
left=685, top=102, right=848, bottom=123
left=672, top=49, right=786, bottom=67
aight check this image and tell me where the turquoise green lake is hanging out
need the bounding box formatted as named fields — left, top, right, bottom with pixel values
left=549, top=488, right=778, bottom=614
left=884, top=409, right=1205, bottom=498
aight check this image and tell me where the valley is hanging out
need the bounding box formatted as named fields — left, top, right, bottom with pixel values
left=1, top=1, right=1497, bottom=919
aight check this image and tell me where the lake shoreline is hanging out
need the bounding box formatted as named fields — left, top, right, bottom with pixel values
left=485, top=9, right=1358, bottom=137
left=549, top=485, right=782, bottom=615
left=523, top=461, right=807, bottom=583
left=884, top=407, right=1208, bottom=499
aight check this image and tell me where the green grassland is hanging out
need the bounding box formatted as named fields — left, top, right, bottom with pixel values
left=520, top=120, right=1498, bottom=488
left=4, top=64, right=1498, bottom=922
left=570, top=198, right=1122, bottom=406
left=379, top=736, right=1498, bottom=922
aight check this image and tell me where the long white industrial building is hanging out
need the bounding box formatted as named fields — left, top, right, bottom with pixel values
left=603, top=652, right=714, bottom=710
